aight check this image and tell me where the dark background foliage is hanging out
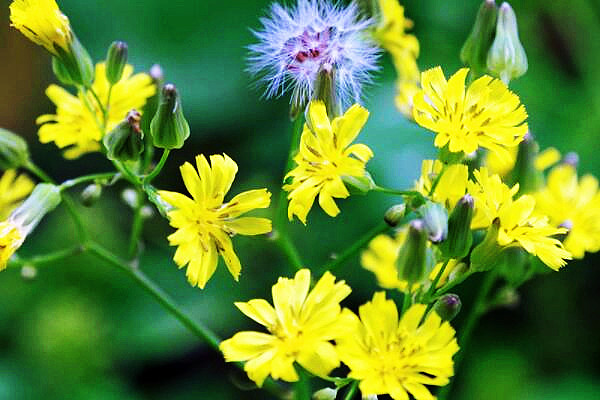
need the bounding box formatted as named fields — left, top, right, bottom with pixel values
left=0, top=0, right=599, bottom=398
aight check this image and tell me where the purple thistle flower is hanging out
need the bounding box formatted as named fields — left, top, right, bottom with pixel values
left=248, top=0, right=380, bottom=110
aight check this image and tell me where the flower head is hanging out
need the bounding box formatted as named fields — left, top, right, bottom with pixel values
left=37, top=63, right=155, bottom=159
left=284, top=101, right=373, bottom=224
left=413, top=67, right=528, bottom=161
left=468, top=168, right=571, bottom=269
left=9, top=0, right=72, bottom=55
left=415, top=159, right=469, bottom=210
left=248, top=0, right=379, bottom=109
left=220, top=269, right=355, bottom=386
left=0, top=170, right=35, bottom=220
left=337, top=292, right=459, bottom=399
left=534, top=164, right=600, bottom=258
left=158, top=154, right=272, bottom=289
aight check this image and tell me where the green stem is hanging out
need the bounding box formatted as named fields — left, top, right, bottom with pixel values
left=60, top=172, right=118, bottom=190
left=373, top=186, right=423, bottom=197
left=401, top=287, right=412, bottom=314
left=88, top=86, right=108, bottom=120
left=112, top=160, right=141, bottom=185
left=343, top=381, right=359, bottom=400
left=321, top=221, right=388, bottom=273
left=422, top=259, right=450, bottom=303
left=128, top=187, right=145, bottom=259
left=275, top=233, right=304, bottom=271
left=25, top=161, right=55, bottom=184
left=144, top=149, right=170, bottom=184
left=435, top=270, right=476, bottom=298
left=437, top=271, right=497, bottom=400
left=85, top=241, right=221, bottom=351
left=428, top=164, right=447, bottom=196
left=8, top=245, right=83, bottom=269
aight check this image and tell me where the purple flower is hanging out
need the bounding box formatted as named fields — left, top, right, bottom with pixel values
left=248, top=0, right=380, bottom=110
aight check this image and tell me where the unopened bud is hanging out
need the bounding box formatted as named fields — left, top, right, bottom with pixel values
left=342, top=172, right=376, bottom=195
left=313, top=63, right=342, bottom=118
left=460, top=0, right=499, bottom=77
left=470, top=218, right=502, bottom=271
left=150, top=84, right=190, bottom=149
left=105, top=41, right=128, bottom=84
left=440, top=194, right=474, bottom=259
left=384, top=204, right=406, bottom=227
left=563, top=152, right=579, bottom=168
left=487, top=2, right=528, bottom=84
left=0, top=128, right=29, bottom=169
left=149, top=64, right=164, bottom=83
left=418, top=201, right=448, bottom=243
left=396, top=219, right=428, bottom=285
left=312, top=387, right=338, bottom=400
left=432, top=294, right=462, bottom=321
left=53, top=34, right=94, bottom=87
left=80, top=184, right=102, bottom=207
left=510, top=132, right=542, bottom=194
left=103, top=110, right=144, bottom=161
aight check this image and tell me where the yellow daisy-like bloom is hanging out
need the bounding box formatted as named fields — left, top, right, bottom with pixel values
left=220, top=269, right=356, bottom=387
left=361, top=229, right=461, bottom=292
left=468, top=168, right=571, bottom=270
left=415, top=159, right=469, bottom=210
left=534, top=164, right=600, bottom=259
left=284, top=101, right=373, bottom=224
left=337, top=292, right=459, bottom=400
left=413, top=67, right=528, bottom=162
left=9, top=0, right=71, bottom=55
left=158, top=154, right=272, bottom=289
left=0, top=221, right=24, bottom=271
left=0, top=170, right=35, bottom=220
left=485, top=145, right=561, bottom=177
left=37, top=63, right=155, bottom=159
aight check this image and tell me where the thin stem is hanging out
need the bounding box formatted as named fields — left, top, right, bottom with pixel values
left=144, top=149, right=170, bottom=184
left=88, top=86, right=108, bottom=120
left=104, top=85, right=113, bottom=127
left=78, top=86, right=106, bottom=133
left=435, top=270, right=476, bottom=298
left=60, top=172, right=118, bottom=190
left=321, top=221, right=388, bottom=273
left=128, top=187, right=145, bottom=259
left=8, top=245, right=83, bottom=269
left=437, top=271, right=497, bottom=400
left=428, top=164, right=447, bottom=196
left=422, top=259, right=450, bottom=303
left=373, top=185, right=423, bottom=198
left=85, top=241, right=221, bottom=351
left=401, top=287, right=412, bottom=314
left=343, top=381, right=359, bottom=400
left=25, top=161, right=55, bottom=184
left=112, top=160, right=141, bottom=185
left=275, top=233, right=304, bottom=271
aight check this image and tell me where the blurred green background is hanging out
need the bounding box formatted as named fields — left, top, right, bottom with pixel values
left=1, top=0, right=600, bottom=399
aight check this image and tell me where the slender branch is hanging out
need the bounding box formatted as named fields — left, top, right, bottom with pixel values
left=422, top=258, right=450, bottom=303
left=60, top=172, right=118, bottom=190
left=343, top=381, right=359, bottom=400
left=128, top=188, right=145, bottom=259
left=274, top=233, right=304, bottom=271
left=437, top=271, right=497, bottom=400
left=373, top=186, right=423, bottom=197
left=321, top=221, right=388, bottom=273
left=143, top=149, right=171, bottom=184
left=428, top=164, right=448, bottom=196
left=88, top=86, right=108, bottom=120
left=8, top=245, right=83, bottom=269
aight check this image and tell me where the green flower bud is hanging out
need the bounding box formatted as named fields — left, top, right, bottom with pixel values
left=397, top=219, right=428, bottom=285
left=53, top=34, right=94, bottom=87
left=313, top=63, right=342, bottom=118
left=509, top=132, right=543, bottom=194
left=150, top=84, right=190, bottom=149
left=80, top=184, right=102, bottom=207
left=103, top=110, right=144, bottom=162
left=470, top=218, right=503, bottom=272
left=460, top=0, right=499, bottom=77
left=439, top=194, right=474, bottom=259
left=0, top=128, right=29, bottom=169
left=418, top=201, right=448, bottom=243
left=312, top=387, right=338, bottom=400
left=342, top=171, right=376, bottom=195
left=432, top=294, right=462, bottom=322
left=384, top=204, right=406, bottom=227
left=9, top=184, right=61, bottom=236
left=105, top=41, right=128, bottom=85
left=487, top=2, right=528, bottom=84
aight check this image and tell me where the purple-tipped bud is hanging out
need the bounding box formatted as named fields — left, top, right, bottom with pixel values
left=419, top=201, right=448, bottom=243
left=150, top=84, right=190, bottom=149
left=396, top=219, right=428, bottom=285
left=106, top=41, right=128, bottom=84
left=563, top=152, right=579, bottom=168
left=433, top=294, right=462, bottom=321
left=471, top=218, right=503, bottom=271
left=440, top=194, right=474, bottom=259
left=103, top=109, right=144, bottom=162
left=460, top=0, right=499, bottom=77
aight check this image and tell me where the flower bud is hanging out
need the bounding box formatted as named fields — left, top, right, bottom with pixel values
left=384, top=204, right=406, bottom=227
left=460, top=0, right=499, bottom=77
left=150, top=84, right=190, bottom=149
left=0, top=128, right=29, bottom=169
left=103, top=110, right=144, bottom=162
left=432, top=294, right=462, bottom=321
left=418, top=201, right=448, bottom=243
left=313, top=63, right=342, bottom=118
left=105, top=41, right=128, bottom=85
left=342, top=172, right=376, bottom=195
left=470, top=217, right=502, bottom=271
left=80, top=184, right=102, bottom=207
left=312, top=387, right=338, bottom=400
left=509, top=132, right=543, bottom=194
left=396, top=219, right=428, bottom=285
left=53, top=34, right=94, bottom=87
left=486, top=2, right=528, bottom=84
left=439, top=194, right=474, bottom=259
left=563, top=152, right=579, bottom=168
left=9, top=184, right=62, bottom=237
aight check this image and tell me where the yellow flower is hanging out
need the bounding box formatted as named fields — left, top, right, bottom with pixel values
left=37, top=63, right=155, bottom=159
left=413, top=67, right=528, bottom=161
left=284, top=101, right=373, bottom=224
left=415, top=159, right=469, bottom=209
left=0, top=170, right=35, bottom=220
left=485, top=146, right=561, bottom=177
left=534, top=164, right=600, bottom=259
left=9, top=0, right=71, bottom=55
left=220, top=269, right=355, bottom=387
left=337, top=292, right=459, bottom=400
left=0, top=221, right=24, bottom=271
left=361, top=229, right=461, bottom=292
left=158, top=154, right=272, bottom=289
left=468, top=168, right=571, bottom=269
